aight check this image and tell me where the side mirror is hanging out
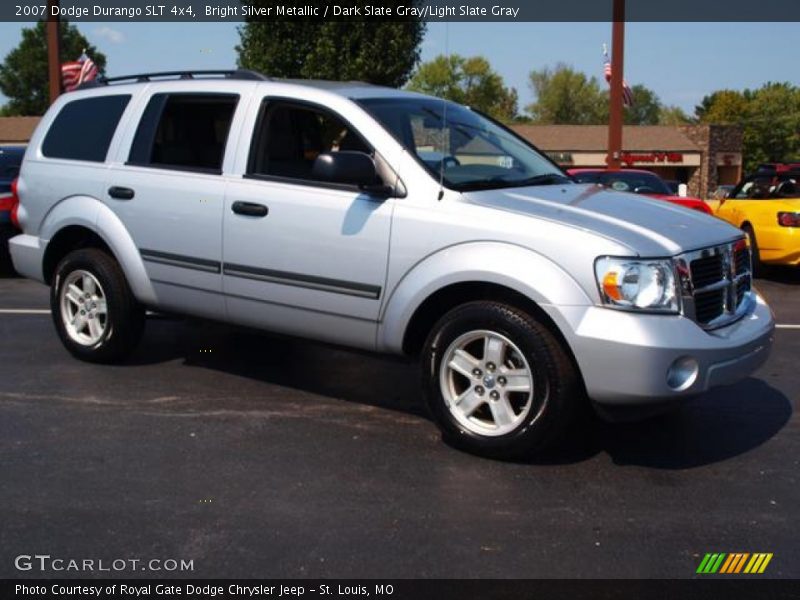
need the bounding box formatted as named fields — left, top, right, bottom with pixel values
left=312, top=151, right=388, bottom=195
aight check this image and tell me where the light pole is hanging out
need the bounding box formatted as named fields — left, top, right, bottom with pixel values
left=606, top=0, right=625, bottom=171
left=46, top=0, right=61, bottom=105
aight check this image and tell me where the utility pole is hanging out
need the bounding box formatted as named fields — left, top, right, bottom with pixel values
left=46, top=0, right=61, bottom=105
left=606, top=0, right=625, bottom=171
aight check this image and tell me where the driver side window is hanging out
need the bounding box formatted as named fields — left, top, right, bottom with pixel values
left=248, top=100, right=372, bottom=182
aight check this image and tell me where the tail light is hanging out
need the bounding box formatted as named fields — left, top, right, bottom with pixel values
left=777, top=212, right=800, bottom=227
left=10, top=177, right=20, bottom=229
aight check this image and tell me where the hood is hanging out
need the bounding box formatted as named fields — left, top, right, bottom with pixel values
left=463, top=183, right=742, bottom=257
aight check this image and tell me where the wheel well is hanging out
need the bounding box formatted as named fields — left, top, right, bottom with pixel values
left=402, top=282, right=571, bottom=359
left=42, top=226, right=113, bottom=284
left=741, top=221, right=756, bottom=240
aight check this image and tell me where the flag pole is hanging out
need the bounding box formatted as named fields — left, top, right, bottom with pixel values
left=606, top=0, right=625, bottom=171
left=46, top=0, right=61, bottom=105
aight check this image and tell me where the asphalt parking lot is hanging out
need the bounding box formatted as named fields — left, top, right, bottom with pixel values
left=1, top=270, right=798, bottom=579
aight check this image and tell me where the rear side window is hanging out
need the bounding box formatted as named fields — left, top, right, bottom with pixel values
left=129, top=93, right=238, bottom=173
left=41, top=95, right=130, bottom=162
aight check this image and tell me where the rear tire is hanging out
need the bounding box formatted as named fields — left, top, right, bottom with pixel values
left=422, top=301, right=583, bottom=459
left=742, top=224, right=762, bottom=276
left=51, top=248, right=145, bottom=363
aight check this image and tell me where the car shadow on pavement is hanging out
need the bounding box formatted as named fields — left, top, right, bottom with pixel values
left=126, top=317, right=792, bottom=469
left=532, top=378, right=792, bottom=469
left=127, top=317, right=429, bottom=418
left=758, top=265, right=800, bottom=284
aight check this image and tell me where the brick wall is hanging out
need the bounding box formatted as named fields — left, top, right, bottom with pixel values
left=680, top=124, right=743, bottom=197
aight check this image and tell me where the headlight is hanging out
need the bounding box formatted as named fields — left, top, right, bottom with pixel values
left=594, top=257, right=679, bottom=312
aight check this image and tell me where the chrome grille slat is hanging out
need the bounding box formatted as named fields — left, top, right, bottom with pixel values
left=693, top=279, right=730, bottom=294
left=676, top=239, right=752, bottom=329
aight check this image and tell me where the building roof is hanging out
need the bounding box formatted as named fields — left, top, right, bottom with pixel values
left=0, top=116, right=40, bottom=144
left=511, top=125, right=701, bottom=152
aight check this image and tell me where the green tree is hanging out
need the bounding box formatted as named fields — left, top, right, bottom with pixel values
left=527, top=64, right=663, bottom=125
left=236, top=6, right=425, bottom=88
left=697, top=83, right=800, bottom=171
left=407, top=54, right=519, bottom=121
left=0, top=21, right=106, bottom=116
left=525, top=64, right=606, bottom=124
left=742, top=83, right=800, bottom=168
left=594, top=85, right=663, bottom=125
left=622, top=85, right=662, bottom=125
left=695, top=89, right=750, bottom=124
left=658, top=105, right=693, bottom=125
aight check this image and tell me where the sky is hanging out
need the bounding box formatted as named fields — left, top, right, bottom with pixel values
left=0, top=21, right=796, bottom=114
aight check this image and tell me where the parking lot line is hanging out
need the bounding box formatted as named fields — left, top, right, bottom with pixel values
left=776, top=324, right=800, bottom=329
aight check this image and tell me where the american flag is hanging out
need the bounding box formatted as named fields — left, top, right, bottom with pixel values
left=61, top=51, right=98, bottom=92
left=603, top=46, right=634, bottom=107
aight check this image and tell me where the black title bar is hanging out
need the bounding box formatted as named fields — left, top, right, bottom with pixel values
left=3, top=579, right=800, bottom=600
left=4, top=0, right=800, bottom=22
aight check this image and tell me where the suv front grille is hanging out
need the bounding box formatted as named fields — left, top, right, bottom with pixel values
left=693, top=288, right=726, bottom=324
left=677, top=240, right=752, bottom=328
left=734, top=245, right=750, bottom=275
left=690, top=254, right=723, bottom=289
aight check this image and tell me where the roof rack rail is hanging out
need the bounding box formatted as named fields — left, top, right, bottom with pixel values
left=77, top=69, right=268, bottom=90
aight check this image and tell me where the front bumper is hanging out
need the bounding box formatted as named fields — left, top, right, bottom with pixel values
left=553, top=292, right=774, bottom=406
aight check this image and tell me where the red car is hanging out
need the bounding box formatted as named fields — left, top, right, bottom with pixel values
left=567, top=168, right=712, bottom=215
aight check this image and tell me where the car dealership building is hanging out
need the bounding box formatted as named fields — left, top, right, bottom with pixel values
left=0, top=116, right=741, bottom=199
left=512, top=124, right=743, bottom=198
left=0, top=116, right=40, bottom=146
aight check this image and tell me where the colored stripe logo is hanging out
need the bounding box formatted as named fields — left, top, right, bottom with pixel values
left=697, top=553, right=773, bottom=574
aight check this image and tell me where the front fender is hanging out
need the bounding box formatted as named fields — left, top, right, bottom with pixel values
left=377, top=242, right=592, bottom=353
left=40, top=195, right=157, bottom=305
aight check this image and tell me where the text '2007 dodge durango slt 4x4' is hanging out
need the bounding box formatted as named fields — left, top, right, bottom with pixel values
left=9, top=70, right=774, bottom=458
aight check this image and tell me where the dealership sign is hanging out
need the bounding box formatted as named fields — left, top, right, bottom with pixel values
left=620, top=152, right=684, bottom=166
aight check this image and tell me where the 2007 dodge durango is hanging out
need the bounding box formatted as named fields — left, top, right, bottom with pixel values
left=8, top=69, right=774, bottom=458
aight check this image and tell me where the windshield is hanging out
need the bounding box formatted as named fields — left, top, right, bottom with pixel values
left=357, top=97, right=569, bottom=192
left=571, top=170, right=672, bottom=195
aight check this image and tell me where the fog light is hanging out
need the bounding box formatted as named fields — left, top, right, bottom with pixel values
left=666, top=356, right=699, bottom=391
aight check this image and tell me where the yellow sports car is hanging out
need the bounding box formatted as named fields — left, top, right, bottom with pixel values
left=715, top=169, right=800, bottom=270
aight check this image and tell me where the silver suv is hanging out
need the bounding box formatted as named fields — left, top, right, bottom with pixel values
left=10, top=70, right=774, bottom=458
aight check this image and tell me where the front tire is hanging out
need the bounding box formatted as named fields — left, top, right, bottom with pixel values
left=51, top=248, right=145, bottom=363
left=422, top=301, right=582, bottom=459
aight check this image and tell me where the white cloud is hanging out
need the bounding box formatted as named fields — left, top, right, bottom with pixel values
left=93, top=26, right=125, bottom=44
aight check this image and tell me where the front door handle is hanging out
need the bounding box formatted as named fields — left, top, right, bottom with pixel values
left=108, top=186, right=135, bottom=200
left=232, top=201, right=269, bottom=217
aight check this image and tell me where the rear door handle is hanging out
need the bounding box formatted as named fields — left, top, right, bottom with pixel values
left=108, top=186, right=135, bottom=200
left=232, top=201, right=269, bottom=217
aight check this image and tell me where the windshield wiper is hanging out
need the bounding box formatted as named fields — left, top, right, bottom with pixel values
left=456, top=173, right=572, bottom=192
left=510, top=173, right=573, bottom=186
